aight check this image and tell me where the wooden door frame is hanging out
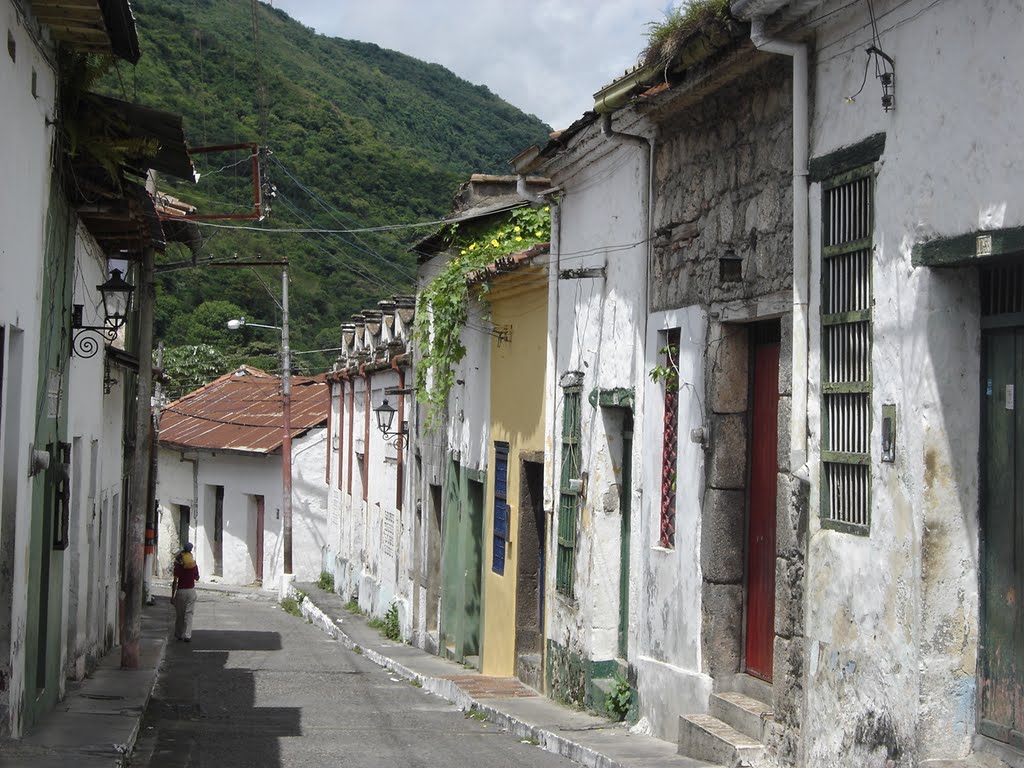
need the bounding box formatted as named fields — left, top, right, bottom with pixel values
left=742, top=321, right=780, bottom=683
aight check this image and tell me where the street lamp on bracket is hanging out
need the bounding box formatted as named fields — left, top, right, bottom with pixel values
left=71, top=268, right=134, bottom=358
left=374, top=398, right=408, bottom=450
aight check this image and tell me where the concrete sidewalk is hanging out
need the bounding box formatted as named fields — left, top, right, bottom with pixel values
left=0, top=589, right=174, bottom=768
left=291, top=581, right=712, bottom=768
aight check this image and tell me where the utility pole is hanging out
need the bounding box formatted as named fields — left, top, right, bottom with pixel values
left=144, top=341, right=164, bottom=606
left=123, top=246, right=155, bottom=668
left=280, top=267, right=293, bottom=594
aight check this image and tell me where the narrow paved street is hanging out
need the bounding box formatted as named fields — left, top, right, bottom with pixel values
left=133, top=588, right=577, bottom=768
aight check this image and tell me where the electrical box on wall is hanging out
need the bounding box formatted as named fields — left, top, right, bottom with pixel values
left=881, top=404, right=897, bottom=463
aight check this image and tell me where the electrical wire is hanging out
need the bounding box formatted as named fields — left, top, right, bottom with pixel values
left=270, top=156, right=415, bottom=273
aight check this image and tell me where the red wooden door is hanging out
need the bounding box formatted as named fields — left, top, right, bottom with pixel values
left=745, top=334, right=780, bottom=681
left=255, top=495, right=265, bottom=584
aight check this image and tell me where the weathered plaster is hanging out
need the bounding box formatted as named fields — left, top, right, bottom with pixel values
left=801, top=1, right=1008, bottom=762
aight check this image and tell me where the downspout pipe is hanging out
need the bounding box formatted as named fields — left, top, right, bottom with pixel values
left=600, top=110, right=654, bottom=419
left=749, top=17, right=810, bottom=480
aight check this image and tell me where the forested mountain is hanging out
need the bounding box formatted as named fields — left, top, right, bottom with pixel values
left=111, top=0, right=550, bottom=390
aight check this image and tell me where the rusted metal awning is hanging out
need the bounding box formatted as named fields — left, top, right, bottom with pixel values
left=30, top=0, right=140, bottom=63
left=159, top=368, right=330, bottom=455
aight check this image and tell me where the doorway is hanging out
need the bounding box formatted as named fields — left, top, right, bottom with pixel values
left=744, top=322, right=780, bottom=682
left=515, top=458, right=545, bottom=689
left=426, top=483, right=443, bottom=639
left=254, top=495, right=265, bottom=584
left=979, top=324, right=1023, bottom=745
left=177, top=504, right=190, bottom=551
left=212, top=485, right=224, bottom=577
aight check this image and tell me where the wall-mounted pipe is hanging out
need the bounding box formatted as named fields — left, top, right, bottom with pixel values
left=749, top=17, right=810, bottom=479
left=600, top=110, right=655, bottom=415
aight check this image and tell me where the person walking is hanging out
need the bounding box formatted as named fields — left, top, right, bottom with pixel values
left=171, top=542, right=200, bottom=642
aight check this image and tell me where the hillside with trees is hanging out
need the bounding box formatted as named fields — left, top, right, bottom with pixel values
left=110, top=0, right=550, bottom=394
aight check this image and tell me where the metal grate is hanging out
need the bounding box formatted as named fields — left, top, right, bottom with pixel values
left=821, top=167, right=874, bottom=533
left=556, top=386, right=582, bottom=596
left=981, top=264, right=1024, bottom=317
left=824, top=174, right=872, bottom=247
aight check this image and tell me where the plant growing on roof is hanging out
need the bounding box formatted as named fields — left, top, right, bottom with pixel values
left=640, top=0, right=735, bottom=72
left=57, top=50, right=159, bottom=188
left=413, top=205, right=550, bottom=427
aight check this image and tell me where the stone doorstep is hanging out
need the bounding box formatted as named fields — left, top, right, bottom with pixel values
left=678, top=714, right=764, bottom=768
left=709, top=691, right=773, bottom=743
left=441, top=675, right=539, bottom=698
left=728, top=673, right=772, bottom=706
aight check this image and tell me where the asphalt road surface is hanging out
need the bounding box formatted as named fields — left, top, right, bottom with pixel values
left=132, top=588, right=577, bottom=768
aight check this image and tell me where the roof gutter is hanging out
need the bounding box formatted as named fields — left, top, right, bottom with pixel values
left=748, top=16, right=810, bottom=481
left=593, top=66, right=658, bottom=114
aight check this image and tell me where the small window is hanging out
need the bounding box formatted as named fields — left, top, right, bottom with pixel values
left=820, top=166, right=874, bottom=533
left=7, top=31, right=15, bottom=62
left=492, top=442, right=510, bottom=575
left=31, top=67, right=36, bottom=98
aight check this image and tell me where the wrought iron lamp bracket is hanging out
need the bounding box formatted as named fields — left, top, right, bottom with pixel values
left=71, top=304, right=120, bottom=358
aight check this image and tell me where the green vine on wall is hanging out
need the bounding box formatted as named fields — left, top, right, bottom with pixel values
left=414, top=205, right=550, bottom=427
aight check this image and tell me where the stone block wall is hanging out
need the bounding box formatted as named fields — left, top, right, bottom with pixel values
left=650, top=58, right=793, bottom=313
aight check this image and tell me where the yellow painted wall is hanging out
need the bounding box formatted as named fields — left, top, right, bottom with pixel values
left=480, top=267, right=548, bottom=676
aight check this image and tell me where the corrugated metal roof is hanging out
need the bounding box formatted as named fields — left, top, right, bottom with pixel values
left=158, top=367, right=329, bottom=455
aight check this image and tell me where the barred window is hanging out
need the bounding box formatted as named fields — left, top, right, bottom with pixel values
left=556, top=377, right=582, bottom=596
left=658, top=330, right=680, bottom=548
left=821, top=166, right=874, bottom=533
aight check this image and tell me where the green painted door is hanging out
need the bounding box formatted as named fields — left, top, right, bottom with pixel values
left=618, top=412, right=633, bottom=659
left=438, top=459, right=484, bottom=663
left=979, top=327, right=1024, bottom=747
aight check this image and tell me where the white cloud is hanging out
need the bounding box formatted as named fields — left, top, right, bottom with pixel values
left=270, top=0, right=668, bottom=130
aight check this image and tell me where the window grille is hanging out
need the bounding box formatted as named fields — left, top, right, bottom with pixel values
left=659, top=329, right=680, bottom=548
left=492, top=442, right=509, bottom=575
left=981, top=264, right=1024, bottom=319
left=821, top=167, right=874, bottom=533
left=556, top=381, right=582, bottom=596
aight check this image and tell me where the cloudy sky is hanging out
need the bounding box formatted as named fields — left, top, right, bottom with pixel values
left=271, top=0, right=672, bottom=130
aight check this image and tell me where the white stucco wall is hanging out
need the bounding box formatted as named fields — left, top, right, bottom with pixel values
left=156, top=430, right=328, bottom=590
left=638, top=306, right=711, bottom=737
left=543, top=114, right=706, bottom=735
left=0, top=2, right=58, bottom=736
left=448, top=299, right=491, bottom=473
left=62, top=228, right=128, bottom=681
left=546, top=125, right=651, bottom=656
left=156, top=446, right=196, bottom=574
left=802, top=0, right=1016, bottom=762
left=326, top=368, right=412, bottom=630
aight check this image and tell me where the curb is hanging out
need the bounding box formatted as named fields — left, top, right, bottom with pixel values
left=118, top=633, right=169, bottom=768
left=289, top=586, right=635, bottom=768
